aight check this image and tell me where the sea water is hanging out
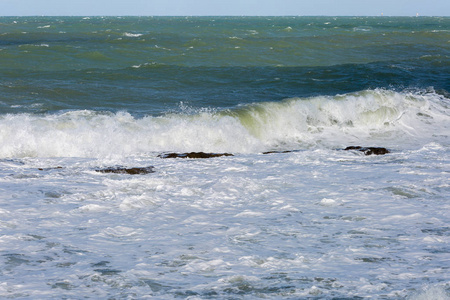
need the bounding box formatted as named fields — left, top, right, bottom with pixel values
left=0, top=16, right=449, bottom=299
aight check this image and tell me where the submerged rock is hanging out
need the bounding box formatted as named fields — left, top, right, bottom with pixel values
left=38, top=166, right=63, bottom=171
left=344, top=146, right=390, bottom=155
left=95, top=166, right=155, bottom=175
left=261, top=147, right=390, bottom=156
left=262, top=150, right=298, bottom=154
left=158, top=152, right=234, bottom=159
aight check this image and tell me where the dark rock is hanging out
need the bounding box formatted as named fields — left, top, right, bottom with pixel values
left=158, top=152, right=234, bottom=159
left=263, top=150, right=298, bottom=154
left=344, top=146, right=390, bottom=155
left=38, top=166, right=63, bottom=171
left=95, top=166, right=154, bottom=175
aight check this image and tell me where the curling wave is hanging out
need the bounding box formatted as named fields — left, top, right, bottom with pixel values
left=0, top=89, right=449, bottom=158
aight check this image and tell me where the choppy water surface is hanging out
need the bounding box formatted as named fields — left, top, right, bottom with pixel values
left=0, top=16, right=449, bottom=298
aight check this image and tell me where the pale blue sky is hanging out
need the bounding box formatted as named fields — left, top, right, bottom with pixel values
left=1, top=0, right=449, bottom=16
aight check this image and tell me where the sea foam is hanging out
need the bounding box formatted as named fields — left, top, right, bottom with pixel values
left=0, top=89, right=448, bottom=158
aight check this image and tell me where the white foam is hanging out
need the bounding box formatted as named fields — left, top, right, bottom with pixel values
left=0, top=89, right=448, bottom=158
left=0, top=134, right=448, bottom=298
left=123, top=32, right=143, bottom=37
left=409, top=286, right=449, bottom=300
left=319, top=198, right=338, bottom=206
left=233, top=89, right=450, bottom=150
left=78, top=204, right=108, bottom=212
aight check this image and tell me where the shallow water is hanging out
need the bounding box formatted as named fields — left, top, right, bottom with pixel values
left=0, top=145, right=449, bottom=298
left=0, top=16, right=449, bottom=298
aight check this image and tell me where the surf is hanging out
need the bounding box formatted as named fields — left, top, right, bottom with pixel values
left=0, top=89, right=448, bottom=158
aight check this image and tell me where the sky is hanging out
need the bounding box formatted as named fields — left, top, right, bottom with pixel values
left=0, top=0, right=449, bottom=17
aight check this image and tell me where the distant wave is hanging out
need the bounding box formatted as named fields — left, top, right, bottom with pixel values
left=0, top=89, right=448, bottom=158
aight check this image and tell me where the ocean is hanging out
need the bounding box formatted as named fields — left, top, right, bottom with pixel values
left=0, top=16, right=449, bottom=299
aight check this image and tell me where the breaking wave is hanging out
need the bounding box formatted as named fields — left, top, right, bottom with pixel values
left=1, top=89, right=449, bottom=158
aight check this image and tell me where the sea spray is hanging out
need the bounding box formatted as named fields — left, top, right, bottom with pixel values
left=1, top=89, right=448, bottom=158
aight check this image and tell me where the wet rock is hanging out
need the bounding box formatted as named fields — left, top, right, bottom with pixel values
left=262, top=150, right=298, bottom=154
left=38, top=166, right=63, bottom=171
left=95, top=166, right=154, bottom=175
left=344, top=146, right=390, bottom=155
left=158, top=152, right=234, bottom=159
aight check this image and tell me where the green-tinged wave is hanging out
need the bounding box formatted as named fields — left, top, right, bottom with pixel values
left=0, top=89, right=448, bottom=158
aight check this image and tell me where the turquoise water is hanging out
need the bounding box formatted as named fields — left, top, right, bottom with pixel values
left=0, top=16, right=449, bottom=116
left=0, top=17, right=449, bottom=299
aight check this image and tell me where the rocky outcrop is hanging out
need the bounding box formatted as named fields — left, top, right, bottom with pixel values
left=344, top=146, right=390, bottom=155
left=38, top=166, right=63, bottom=171
left=158, top=152, right=234, bottom=159
left=262, top=147, right=390, bottom=155
left=95, top=166, right=154, bottom=175
left=263, top=150, right=297, bottom=154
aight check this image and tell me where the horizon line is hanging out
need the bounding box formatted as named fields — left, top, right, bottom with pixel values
left=1, top=14, right=448, bottom=18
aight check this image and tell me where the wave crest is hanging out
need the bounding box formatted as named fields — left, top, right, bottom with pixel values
left=0, top=89, right=448, bottom=158
left=229, top=88, right=449, bottom=149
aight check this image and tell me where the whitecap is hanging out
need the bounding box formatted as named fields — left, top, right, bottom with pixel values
left=0, top=89, right=448, bottom=158
left=123, top=32, right=143, bottom=38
